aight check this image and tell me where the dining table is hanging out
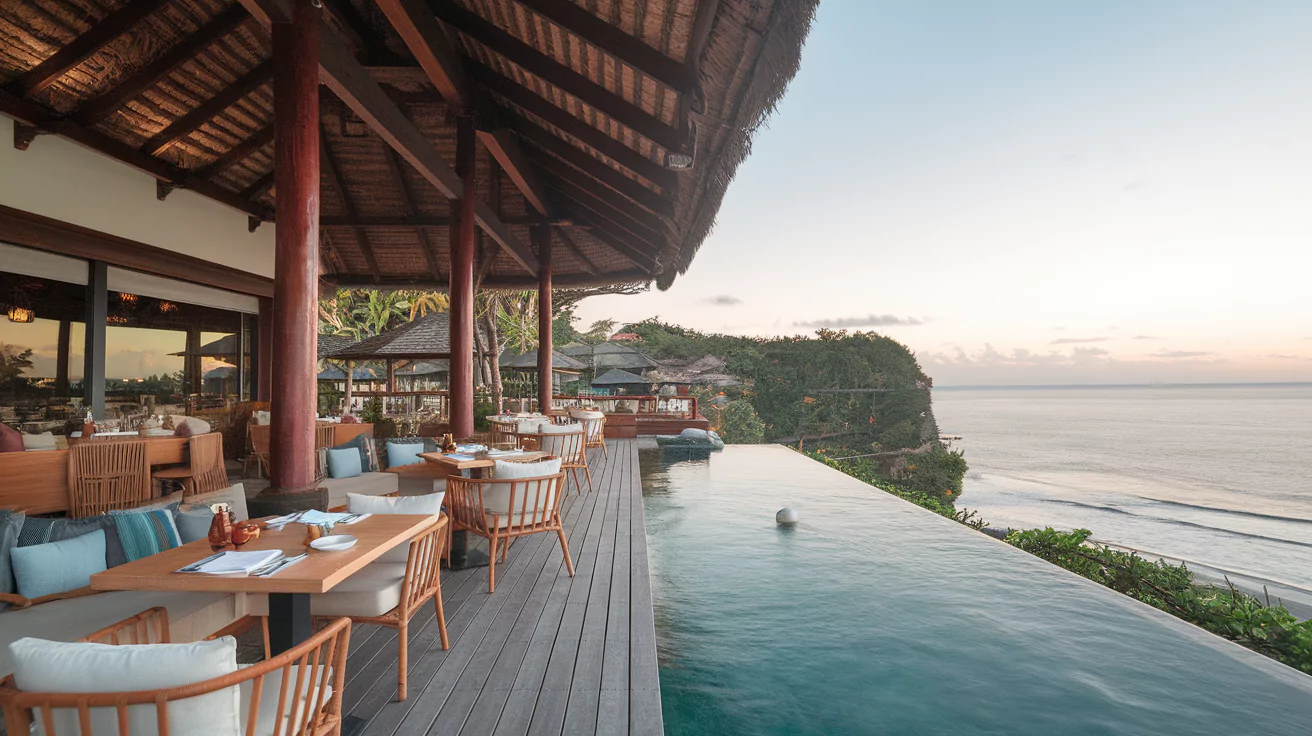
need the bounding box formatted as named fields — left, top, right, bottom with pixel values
left=418, top=449, right=549, bottom=569
left=91, top=513, right=439, bottom=653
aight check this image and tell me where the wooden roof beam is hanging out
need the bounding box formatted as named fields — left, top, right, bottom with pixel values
left=321, top=133, right=382, bottom=282
left=567, top=218, right=657, bottom=273
left=429, top=1, right=684, bottom=152
left=548, top=177, right=666, bottom=252
left=552, top=226, right=597, bottom=276
left=322, top=270, right=651, bottom=289
left=239, top=171, right=274, bottom=200
left=478, top=128, right=551, bottom=216
left=6, top=0, right=170, bottom=97
left=382, top=145, right=444, bottom=283
left=468, top=63, right=676, bottom=190
left=373, top=0, right=472, bottom=112
left=527, top=151, right=670, bottom=234
left=319, top=215, right=542, bottom=227
left=192, top=123, right=275, bottom=180
left=141, top=60, right=273, bottom=156
left=506, top=112, right=672, bottom=216
left=73, top=6, right=250, bottom=126
left=509, top=0, right=694, bottom=93
left=0, top=88, right=271, bottom=220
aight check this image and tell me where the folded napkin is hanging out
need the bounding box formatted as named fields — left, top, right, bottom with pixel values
left=446, top=453, right=475, bottom=461
left=183, top=550, right=282, bottom=575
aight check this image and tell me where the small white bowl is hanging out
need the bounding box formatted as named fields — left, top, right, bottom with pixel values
left=310, top=534, right=358, bottom=552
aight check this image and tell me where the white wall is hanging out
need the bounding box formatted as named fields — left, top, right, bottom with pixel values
left=0, top=115, right=275, bottom=278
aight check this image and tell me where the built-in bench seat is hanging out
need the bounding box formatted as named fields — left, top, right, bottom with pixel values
left=0, top=590, right=239, bottom=677
left=322, top=471, right=399, bottom=509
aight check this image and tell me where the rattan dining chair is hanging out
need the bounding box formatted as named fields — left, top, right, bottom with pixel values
left=570, top=409, right=608, bottom=460
left=446, top=467, right=574, bottom=593
left=518, top=425, right=591, bottom=494
left=68, top=440, right=152, bottom=517
left=152, top=433, right=229, bottom=498
left=487, top=417, right=521, bottom=448
left=244, top=422, right=270, bottom=478
left=0, top=612, right=350, bottom=736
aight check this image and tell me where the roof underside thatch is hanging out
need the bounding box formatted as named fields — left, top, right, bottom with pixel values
left=0, top=0, right=818, bottom=290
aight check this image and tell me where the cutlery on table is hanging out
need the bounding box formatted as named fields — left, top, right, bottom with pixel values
left=178, top=552, right=225, bottom=573
left=254, top=554, right=307, bottom=577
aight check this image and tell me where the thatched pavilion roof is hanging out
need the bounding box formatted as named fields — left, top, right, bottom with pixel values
left=591, top=367, right=649, bottom=386
left=324, top=311, right=457, bottom=360
left=0, top=0, right=818, bottom=290
left=316, top=333, right=356, bottom=359
left=500, top=349, right=586, bottom=371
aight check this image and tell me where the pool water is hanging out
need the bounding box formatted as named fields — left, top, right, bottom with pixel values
left=641, top=445, right=1312, bottom=736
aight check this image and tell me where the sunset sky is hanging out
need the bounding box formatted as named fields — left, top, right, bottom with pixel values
left=574, top=0, right=1312, bottom=385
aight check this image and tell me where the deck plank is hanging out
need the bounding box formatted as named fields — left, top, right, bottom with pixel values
left=344, top=439, right=660, bottom=736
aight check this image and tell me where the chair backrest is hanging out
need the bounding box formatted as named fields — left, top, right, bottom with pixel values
left=189, top=432, right=229, bottom=495
left=315, top=426, right=337, bottom=450
left=528, top=426, right=585, bottom=465
left=487, top=418, right=519, bottom=447
left=569, top=411, right=606, bottom=446
left=249, top=424, right=271, bottom=455
left=446, top=471, right=566, bottom=534
left=400, top=517, right=449, bottom=616
left=0, top=617, right=351, bottom=736
left=79, top=607, right=171, bottom=646
left=68, top=440, right=151, bottom=517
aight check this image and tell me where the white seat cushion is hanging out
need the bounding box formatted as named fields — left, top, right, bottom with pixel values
left=9, top=636, right=239, bottom=736
left=493, top=457, right=562, bottom=479
left=248, top=563, right=408, bottom=619
left=347, top=492, right=443, bottom=563
left=238, top=665, right=332, bottom=736
left=21, top=432, right=57, bottom=451
left=322, top=471, right=399, bottom=509
left=482, top=460, right=562, bottom=529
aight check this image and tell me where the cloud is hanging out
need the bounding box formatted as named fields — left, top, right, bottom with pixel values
left=1050, top=337, right=1108, bottom=345
left=1132, top=335, right=1159, bottom=340
left=793, top=314, right=925, bottom=328
left=699, top=295, right=742, bottom=306
left=1267, top=354, right=1303, bottom=360
left=1151, top=350, right=1213, bottom=359
left=1123, top=179, right=1145, bottom=191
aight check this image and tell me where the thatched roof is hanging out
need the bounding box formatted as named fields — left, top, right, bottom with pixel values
left=0, top=0, right=818, bottom=290
left=500, top=349, right=586, bottom=371
left=324, top=312, right=460, bottom=360
left=591, top=368, right=650, bottom=386
left=170, top=333, right=239, bottom=357
left=317, top=365, right=380, bottom=381
left=317, top=333, right=356, bottom=359
left=394, top=360, right=448, bottom=376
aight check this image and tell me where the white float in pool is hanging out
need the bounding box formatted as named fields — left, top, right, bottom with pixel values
left=776, top=507, right=799, bottom=525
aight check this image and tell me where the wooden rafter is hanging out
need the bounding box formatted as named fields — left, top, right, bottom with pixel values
left=552, top=226, right=597, bottom=276
left=318, top=215, right=541, bottom=227
left=141, top=60, right=272, bottom=156
left=320, top=133, right=382, bottom=282
left=510, top=0, right=693, bottom=93
left=373, top=0, right=472, bottom=112
left=321, top=270, right=650, bottom=290
left=568, top=217, right=656, bottom=273
left=430, top=1, right=684, bottom=152
left=528, top=151, right=670, bottom=234
left=509, top=113, right=672, bottom=215
left=192, top=124, right=275, bottom=180
left=0, top=88, right=270, bottom=219
left=239, top=171, right=274, bottom=200
left=470, top=63, right=676, bottom=191
left=548, top=176, right=665, bottom=252
left=6, top=0, right=170, bottom=97
left=73, top=6, right=250, bottom=126
left=382, top=146, right=444, bottom=283
left=478, top=128, right=551, bottom=216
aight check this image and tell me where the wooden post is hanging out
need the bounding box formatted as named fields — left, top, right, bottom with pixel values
left=448, top=113, right=476, bottom=437
left=256, top=297, right=272, bottom=402
left=268, top=0, right=319, bottom=492
left=185, top=328, right=202, bottom=395
left=535, top=225, right=552, bottom=412
left=55, top=319, right=70, bottom=395
left=83, top=261, right=107, bottom=419
left=343, top=360, right=354, bottom=414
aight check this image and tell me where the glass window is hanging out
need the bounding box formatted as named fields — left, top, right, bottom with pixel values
left=0, top=272, right=85, bottom=433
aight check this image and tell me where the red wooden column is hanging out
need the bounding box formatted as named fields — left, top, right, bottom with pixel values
left=268, top=0, right=319, bottom=492
left=535, top=226, right=553, bottom=412
left=448, top=114, right=476, bottom=437
left=256, top=296, right=272, bottom=402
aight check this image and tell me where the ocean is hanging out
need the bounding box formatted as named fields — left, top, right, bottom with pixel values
left=930, top=384, right=1312, bottom=611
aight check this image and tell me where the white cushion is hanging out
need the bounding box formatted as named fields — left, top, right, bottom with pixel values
left=568, top=409, right=604, bottom=420
left=21, top=432, right=56, bottom=451
left=190, top=483, right=249, bottom=522
left=248, top=564, right=407, bottom=619
left=322, top=472, right=399, bottom=509
left=347, top=493, right=443, bottom=562
left=252, top=410, right=271, bottom=426
left=493, top=457, right=562, bottom=479
left=516, top=419, right=547, bottom=434
left=9, top=636, right=240, bottom=736
left=180, top=417, right=211, bottom=435
left=238, top=665, right=332, bottom=736
left=538, top=422, right=580, bottom=434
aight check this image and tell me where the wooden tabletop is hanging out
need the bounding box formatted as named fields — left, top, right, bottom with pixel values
left=418, top=450, right=548, bottom=470
left=91, top=514, right=439, bottom=595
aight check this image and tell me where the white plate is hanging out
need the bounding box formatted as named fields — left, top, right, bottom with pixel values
left=310, top=534, right=358, bottom=552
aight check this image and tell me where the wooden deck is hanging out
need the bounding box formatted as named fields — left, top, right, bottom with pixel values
left=342, top=439, right=663, bottom=736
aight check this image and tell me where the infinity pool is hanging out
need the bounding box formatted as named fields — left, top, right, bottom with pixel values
left=641, top=445, right=1312, bottom=736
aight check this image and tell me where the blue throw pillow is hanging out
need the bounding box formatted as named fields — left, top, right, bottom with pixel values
left=326, top=447, right=363, bottom=478
left=386, top=442, right=426, bottom=468
left=11, top=529, right=108, bottom=599
left=332, top=434, right=376, bottom=472
left=18, top=515, right=127, bottom=568
left=110, top=508, right=181, bottom=562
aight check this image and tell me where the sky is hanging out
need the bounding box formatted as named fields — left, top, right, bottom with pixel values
left=573, top=0, right=1312, bottom=386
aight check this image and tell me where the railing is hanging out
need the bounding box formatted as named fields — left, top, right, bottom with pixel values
left=551, top=395, right=698, bottom=420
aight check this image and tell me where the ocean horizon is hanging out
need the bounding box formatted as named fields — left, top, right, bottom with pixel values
left=931, top=383, right=1312, bottom=612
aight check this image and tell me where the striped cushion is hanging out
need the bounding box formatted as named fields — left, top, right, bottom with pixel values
left=110, top=508, right=182, bottom=562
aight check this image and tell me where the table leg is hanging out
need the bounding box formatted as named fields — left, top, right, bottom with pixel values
left=448, top=467, right=490, bottom=570
left=268, top=592, right=312, bottom=655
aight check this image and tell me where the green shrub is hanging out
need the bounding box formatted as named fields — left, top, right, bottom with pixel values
left=474, top=400, right=497, bottom=432
left=360, top=396, right=384, bottom=424
left=719, top=400, right=765, bottom=444
left=899, top=446, right=968, bottom=504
